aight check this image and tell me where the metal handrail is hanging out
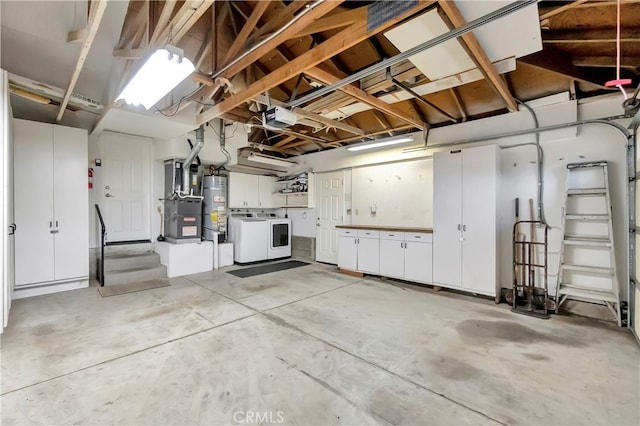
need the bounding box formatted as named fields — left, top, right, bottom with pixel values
left=94, top=204, right=105, bottom=287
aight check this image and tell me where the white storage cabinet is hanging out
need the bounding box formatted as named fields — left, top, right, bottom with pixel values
left=432, top=145, right=499, bottom=298
left=13, top=119, right=89, bottom=297
left=379, top=231, right=433, bottom=283
left=337, top=229, right=379, bottom=274
left=228, top=172, right=273, bottom=208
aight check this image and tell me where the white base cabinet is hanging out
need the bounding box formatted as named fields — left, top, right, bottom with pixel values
left=337, top=229, right=379, bottom=274
left=338, top=228, right=432, bottom=284
left=379, top=232, right=433, bottom=283
left=433, top=145, right=499, bottom=298
left=13, top=119, right=88, bottom=297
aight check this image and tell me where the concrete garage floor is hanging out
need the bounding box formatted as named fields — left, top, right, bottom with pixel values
left=1, top=262, right=638, bottom=425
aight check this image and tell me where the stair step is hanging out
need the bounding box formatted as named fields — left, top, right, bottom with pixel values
left=567, top=188, right=607, bottom=196
left=103, top=252, right=161, bottom=271
left=104, top=264, right=167, bottom=286
left=558, top=283, right=618, bottom=303
left=565, top=214, right=610, bottom=221
left=561, top=264, right=615, bottom=275
left=563, top=237, right=612, bottom=247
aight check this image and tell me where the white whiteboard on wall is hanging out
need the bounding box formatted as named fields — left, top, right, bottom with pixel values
left=351, top=159, right=433, bottom=228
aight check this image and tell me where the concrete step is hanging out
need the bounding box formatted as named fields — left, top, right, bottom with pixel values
left=103, top=252, right=161, bottom=271
left=104, top=264, right=167, bottom=286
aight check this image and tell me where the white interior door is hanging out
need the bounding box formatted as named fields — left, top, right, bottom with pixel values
left=13, top=119, right=55, bottom=286
left=315, top=171, right=344, bottom=264
left=433, top=150, right=462, bottom=287
left=53, top=126, right=88, bottom=280
left=102, top=132, right=151, bottom=242
left=1, top=69, right=14, bottom=330
left=462, top=145, right=498, bottom=294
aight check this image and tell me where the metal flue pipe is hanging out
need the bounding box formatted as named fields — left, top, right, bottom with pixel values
left=183, top=124, right=205, bottom=194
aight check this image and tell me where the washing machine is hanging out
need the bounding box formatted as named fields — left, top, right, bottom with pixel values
left=228, top=213, right=269, bottom=263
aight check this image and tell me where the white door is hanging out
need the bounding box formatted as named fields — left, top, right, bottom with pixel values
left=1, top=69, right=14, bottom=329
left=462, top=145, right=498, bottom=295
left=357, top=237, right=380, bottom=274
left=337, top=235, right=357, bottom=270
left=102, top=132, right=151, bottom=242
left=315, top=171, right=344, bottom=264
left=13, top=120, right=55, bottom=286
left=380, top=237, right=404, bottom=279
left=53, top=126, right=88, bottom=280
left=433, top=149, right=463, bottom=288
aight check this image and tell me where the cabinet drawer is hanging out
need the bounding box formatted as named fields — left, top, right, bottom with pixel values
left=380, top=231, right=405, bottom=241
left=357, top=229, right=379, bottom=238
left=338, top=229, right=357, bottom=237
left=405, top=232, right=432, bottom=242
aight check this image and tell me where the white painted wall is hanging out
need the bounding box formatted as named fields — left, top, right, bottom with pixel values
left=290, top=94, right=630, bottom=298
left=351, top=159, right=432, bottom=227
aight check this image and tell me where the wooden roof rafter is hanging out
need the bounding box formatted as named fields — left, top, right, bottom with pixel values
left=438, top=1, right=518, bottom=113
left=196, top=0, right=437, bottom=125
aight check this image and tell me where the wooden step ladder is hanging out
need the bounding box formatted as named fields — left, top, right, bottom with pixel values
left=556, top=161, right=622, bottom=326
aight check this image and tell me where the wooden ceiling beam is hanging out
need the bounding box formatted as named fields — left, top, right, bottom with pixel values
left=439, top=1, right=518, bottom=112
left=57, top=0, right=108, bottom=121
left=274, top=136, right=297, bottom=148
left=292, top=7, right=366, bottom=38
left=222, top=1, right=270, bottom=66
left=249, top=1, right=310, bottom=42
left=149, top=0, right=177, bottom=46
left=573, top=56, right=640, bottom=70
left=197, top=0, right=436, bottom=125
left=543, top=29, right=640, bottom=44
left=217, top=1, right=343, bottom=80
left=304, top=66, right=427, bottom=130
left=538, top=0, right=589, bottom=21
left=152, top=0, right=214, bottom=48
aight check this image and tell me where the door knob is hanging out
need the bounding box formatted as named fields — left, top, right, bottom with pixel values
left=105, top=193, right=115, bottom=198
left=105, top=185, right=110, bottom=190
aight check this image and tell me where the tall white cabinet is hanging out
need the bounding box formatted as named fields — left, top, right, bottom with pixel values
left=13, top=119, right=88, bottom=298
left=433, top=145, right=499, bottom=298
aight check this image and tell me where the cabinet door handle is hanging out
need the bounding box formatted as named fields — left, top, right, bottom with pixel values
left=463, top=225, right=466, bottom=231
left=8, top=223, right=16, bottom=235
left=50, top=221, right=53, bottom=228
left=55, top=220, right=58, bottom=228
left=50, top=229, right=59, bottom=234
left=457, top=224, right=461, bottom=231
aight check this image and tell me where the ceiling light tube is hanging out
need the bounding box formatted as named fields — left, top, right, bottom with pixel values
left=346, top=136, right=414, bottom=152
left=117, top=47, right=195, bottom=110
left=248, top=152, right=297, bottom=168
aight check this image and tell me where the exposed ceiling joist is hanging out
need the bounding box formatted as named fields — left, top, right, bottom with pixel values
left=305, top=66, right=427, bottom=130
left=150, top=0, right=177, bottom=45
left=249, top=1, right=310, bottom=42
left=573, top=56, right=640, bottom=70
left=438, top=1, right=518, bottom=112
left=56, top=0, right=109, bottom=121
left=292, top=7, right=366, bottom=38
left=222, top=1, right=270, bottom=66
left=543, top=29, right=640, bottom=44
left=152, top=0, right=214, bottom=48
left=217, top=1, right=344, bottom=80
left=196, top=0, right=436, bottom=125
left=539, top=0, right=589, bottom=21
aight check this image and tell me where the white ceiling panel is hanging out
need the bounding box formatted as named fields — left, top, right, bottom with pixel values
left=452, top=0, right=542, bottom=61
left=384, top=9, right=475, bottom=81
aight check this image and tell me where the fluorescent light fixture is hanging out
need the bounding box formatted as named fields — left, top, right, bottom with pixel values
left=248, top=152, right=297, bottom=168
left=346, top=135, right=414, bottom=152
left=117, top=47, right=195, bottom=110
